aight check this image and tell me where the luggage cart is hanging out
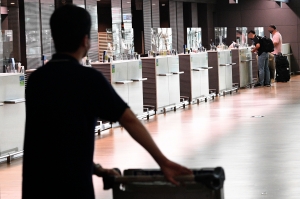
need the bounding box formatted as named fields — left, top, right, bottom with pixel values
left=103, top=167, right=225, bottom=199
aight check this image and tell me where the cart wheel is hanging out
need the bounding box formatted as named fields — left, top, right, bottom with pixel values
left=212, top=96, right=215, bottom=100
left=205, top=98, right=208, bottom=102
left=230, top=91, right=232, bottom=94
left=147, top=115, right=149, bottom=120
left=183, top=104, right=186, bottom=109
left=174, top=106, right=176, bottom=111
left=97, top=130, right=101, bottom=136
left=197, top=99, right=200, bottom=104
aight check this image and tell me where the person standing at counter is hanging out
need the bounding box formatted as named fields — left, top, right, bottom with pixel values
left=268, top=25, right=283, bottom=81
left=22, top=4, right=192, bottom=199
left=248, top=30, right=271, bottom=87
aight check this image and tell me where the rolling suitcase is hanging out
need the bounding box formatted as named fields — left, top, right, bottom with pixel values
left=275, top=54, right=290, bottom=82
left=103, top=167, right=225, bottom=199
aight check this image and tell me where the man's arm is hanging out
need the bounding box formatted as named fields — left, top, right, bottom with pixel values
left=252, top=43, right=260, bottom=53
left=272, top=34, right=280, bottom=47
left=119, top=108, right=192, bottom=185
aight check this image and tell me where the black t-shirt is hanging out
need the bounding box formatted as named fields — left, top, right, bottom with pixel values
left=22, top=54, right=128, bottom=199
left=252, top=35, right=264, bottom=56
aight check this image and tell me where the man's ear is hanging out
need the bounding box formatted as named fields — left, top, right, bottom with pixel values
left=83, top=35, right=89, bottom=48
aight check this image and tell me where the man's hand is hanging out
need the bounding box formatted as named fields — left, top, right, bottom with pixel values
left=119, top=109, right=192, bottom=186
left=160, top=160, right=193, bottom=186
left=94, top=164, right=121, bottom=177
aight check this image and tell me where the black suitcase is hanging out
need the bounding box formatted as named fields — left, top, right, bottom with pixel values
left=275, top=54, right=290, bottom=82
left=103, top=167, right=225, bottom=199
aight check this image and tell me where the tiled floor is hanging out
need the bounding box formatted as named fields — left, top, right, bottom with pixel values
left=1, top=76, right=300, bottom=198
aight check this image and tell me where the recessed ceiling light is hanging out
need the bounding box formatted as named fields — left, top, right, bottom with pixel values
left=127, top=1, right=130, bottom=3
left=152, top=4, right=156, bottom=5
left=10, top=2, right=15, bottom=4
left=162, top=4, right=165, bottom=6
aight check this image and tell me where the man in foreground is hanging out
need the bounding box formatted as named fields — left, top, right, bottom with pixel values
left=22, top=4, right=191, bottom=199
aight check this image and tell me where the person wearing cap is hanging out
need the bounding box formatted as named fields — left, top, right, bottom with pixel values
left=268, top=25, right=283, bottom=81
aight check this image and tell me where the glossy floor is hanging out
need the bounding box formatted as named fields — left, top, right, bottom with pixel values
left=1, top=77, right=300, bottom=199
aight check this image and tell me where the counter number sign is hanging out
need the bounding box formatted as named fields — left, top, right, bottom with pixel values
left=112, top=65, right=115, bottom=73
left=156, top=59, right=159, bottom=67
left=19, top=76, right=25, bottom=86
left=139, top=61, right=142, bottom=69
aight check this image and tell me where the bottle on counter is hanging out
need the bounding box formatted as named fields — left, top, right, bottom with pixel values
left=103, top=51, right=107, bottom=63
left=8, top=58, right=16, bottom=73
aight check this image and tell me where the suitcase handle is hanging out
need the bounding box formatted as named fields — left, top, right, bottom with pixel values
left=103, top=167, right=225, bottom=191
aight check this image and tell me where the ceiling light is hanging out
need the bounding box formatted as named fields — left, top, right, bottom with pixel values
left=152, top=4, right=156, bottom=5
left=10, top=2, right=15, bottom=4
left=162, top=4, right=165, bottom=6
left=127, top=1, right=130, bottom=3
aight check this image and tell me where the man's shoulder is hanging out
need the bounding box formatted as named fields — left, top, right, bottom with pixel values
left=80, top=66, right=106, bottom=79
left=274, top=31, right=282, bottom=38
left=254, top=36, right=261, bottom=43
left=28, top=63, right=105, bottom=83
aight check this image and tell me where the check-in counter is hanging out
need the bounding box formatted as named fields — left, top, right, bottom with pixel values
left=179, top=53, right=214, bottom=104
left=0, top=73, right=26, bottom=163
left=252, top=52, right=258, bottom=82
left=141, top=56, right=184, bottom=113
left=207, top=50, right=237, bottom=95
left=0, top=73, right=25, bottom=103
left=91, top=60, right=147, bottom=117
left=231, top=48, right=254, bottom=88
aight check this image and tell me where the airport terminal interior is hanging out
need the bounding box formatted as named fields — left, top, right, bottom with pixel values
left=1, top=0, right=300, bottom=198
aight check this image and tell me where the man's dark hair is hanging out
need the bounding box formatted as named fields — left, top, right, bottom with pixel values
left=236, top=30, right=242, bottom=35
left=248, top=30, right=256, bottom=35
left=50, top=4, right=91, bottom=53
left=269, top=25, right=277, bottom=30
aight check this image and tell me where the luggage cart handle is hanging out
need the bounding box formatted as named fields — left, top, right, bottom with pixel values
left=103, top=167, right=225, bottom=191
left=283, top=53, right=293, bottom=56
left=114, top=175, right=194, bottom=183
